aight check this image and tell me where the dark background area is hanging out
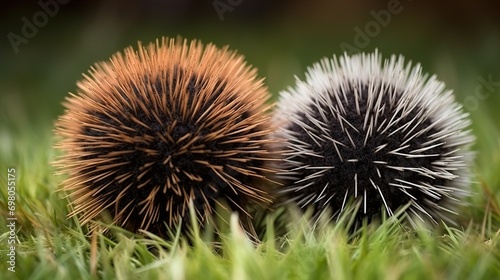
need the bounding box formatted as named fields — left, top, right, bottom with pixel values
left=1, top=0, right=499, bottom=170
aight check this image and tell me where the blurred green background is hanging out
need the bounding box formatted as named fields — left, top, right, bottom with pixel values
left=1, top=0, right=499, bottom=186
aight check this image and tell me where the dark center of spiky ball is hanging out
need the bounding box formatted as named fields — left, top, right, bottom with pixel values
left=286, top=83, right=451, bottom=220
left=78, top=70, right=263, bottom=234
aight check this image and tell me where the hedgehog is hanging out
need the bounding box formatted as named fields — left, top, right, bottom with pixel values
left=54, top=37, right=278, bottom=239
left=274, top=51, right=475, bottom=228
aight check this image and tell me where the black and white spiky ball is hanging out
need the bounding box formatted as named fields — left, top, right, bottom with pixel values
left=54, top=37, right=278, bottom=239
left=274, top=51, right=475, bottom=227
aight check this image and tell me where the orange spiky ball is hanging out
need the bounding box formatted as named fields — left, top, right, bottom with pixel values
left=54, top=37, right=277, bottom=239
